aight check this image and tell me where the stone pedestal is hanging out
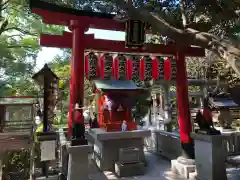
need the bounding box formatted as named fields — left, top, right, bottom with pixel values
left=88, top=128, right=150, bottom=172
left=191, top=133, right=228, bottom=180
left=67, top=144, right=92, bottom=180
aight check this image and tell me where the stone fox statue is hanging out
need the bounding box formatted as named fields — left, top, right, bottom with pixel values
left=195, top=98, right=220, bottom=135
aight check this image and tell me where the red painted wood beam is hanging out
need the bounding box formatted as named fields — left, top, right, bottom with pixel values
left=40, top=32, right=72, bottom=48
left=32, top=8, right=125, bottom=31
left=40, top=33, right=205, bottom=57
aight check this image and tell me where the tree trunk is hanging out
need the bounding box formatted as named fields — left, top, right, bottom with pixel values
left=112, top=0, right=240, bottom=76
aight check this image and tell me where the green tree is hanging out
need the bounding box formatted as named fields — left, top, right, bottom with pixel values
left=43, top=0, right=240, bottom=77
left=0, top=0, right=64, bottom=96
left=49, top=49, right=92, bottom=114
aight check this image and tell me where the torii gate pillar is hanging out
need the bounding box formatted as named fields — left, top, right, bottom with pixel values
left=68, top=20, right=86, bottom=137
left=176, top=53, right=194, bottom=159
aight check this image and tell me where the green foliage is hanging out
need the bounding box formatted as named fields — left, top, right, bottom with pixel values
left=0, top=0, right=66, bottom=176
left=49, top=50, right=92, bottom=115
left=207, top=59, right=240, bottom=87
left=0, top=0, right=65, bottom=97
left=2, top=149, right=30, bottom=174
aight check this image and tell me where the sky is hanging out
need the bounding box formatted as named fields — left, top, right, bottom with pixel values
left=36, top=28, right=125, bottom=70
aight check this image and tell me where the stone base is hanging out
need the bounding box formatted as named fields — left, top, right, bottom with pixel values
left=171, top=159, right=195, bottom=179
left=67, top=144, right=92, bottom=180
left=114, top=162, right=145, bottom=177
left=88, top=128, right=150, bottom=171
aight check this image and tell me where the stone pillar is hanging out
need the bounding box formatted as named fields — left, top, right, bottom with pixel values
left=191, top=133, right=227, bottom=180
left=67, top=144, right=92, bottom=180
left=156, top=92, right=164, bottom=130
left=163, top=85, right=172, bottom=131
left=152, top=93, right=157, bottom=125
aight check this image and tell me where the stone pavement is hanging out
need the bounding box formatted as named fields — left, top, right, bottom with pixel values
left=36, top=151, right=240, bottom=180
left=88, top=151, right=240, bottom=180
left=89, top=151, right=186, bottom=180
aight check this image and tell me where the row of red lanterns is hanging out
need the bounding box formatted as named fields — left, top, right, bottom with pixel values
left=84, top=55, right=174, bottom=81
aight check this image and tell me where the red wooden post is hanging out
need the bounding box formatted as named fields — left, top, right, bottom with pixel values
left=68, top=64, right=74, bottom=136
left=69, top=20, right=86, bottom=136
left=176, top=52, right=194, bottom=159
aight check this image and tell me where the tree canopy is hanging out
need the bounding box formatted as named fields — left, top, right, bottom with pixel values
left=43, top=0, right=240, bottom=77
left=0, top=0, right=64, bottom=96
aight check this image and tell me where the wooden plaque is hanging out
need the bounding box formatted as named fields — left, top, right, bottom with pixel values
left=40, top=140, right=56, bottom=161
left=125, top=20, right=145, bottom=47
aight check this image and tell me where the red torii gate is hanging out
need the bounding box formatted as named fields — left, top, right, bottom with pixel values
left=30, top=0, right=205, bottom=159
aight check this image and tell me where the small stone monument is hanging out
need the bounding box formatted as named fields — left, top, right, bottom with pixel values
left=115, top=147, right=145, bottom=177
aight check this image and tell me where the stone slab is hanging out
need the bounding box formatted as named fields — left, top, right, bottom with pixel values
left=67, top=144, right=92, bottom=180
left=67, top=144, right=92, bottom=154
left=171, top=159, right=195, bottom=179
left=190, top=133, right=229, bottom=143
left=115, top=162, right=145, bottom=177
left=89, top=128, right=151, bottom=141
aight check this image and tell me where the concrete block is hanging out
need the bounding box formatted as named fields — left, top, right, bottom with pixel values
left=171, top=159, right=195, bottom=179
left=115, top=162, right=145, bottom=177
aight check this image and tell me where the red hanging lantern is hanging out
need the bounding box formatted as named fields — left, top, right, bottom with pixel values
left=152, top=57, right=159, bottom=80
left=112, top=58, right=115, bottom=79
left=164, top=57, right=172, bottom=81
left=84, top=55, right=89, bottom=80
left=126, top=59, right=133, bottom=80
left=139, top=58, right=145, bottom=81
left=113, top=56, right=119, bottom=80
left=99, top=55, right=105, bottom=80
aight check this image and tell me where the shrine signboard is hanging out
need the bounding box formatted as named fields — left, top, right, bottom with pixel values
left=125, top=20, right=145, bottom=48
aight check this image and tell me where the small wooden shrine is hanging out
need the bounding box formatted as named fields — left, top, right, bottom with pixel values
left=92, top=80, right=148, bottom=132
